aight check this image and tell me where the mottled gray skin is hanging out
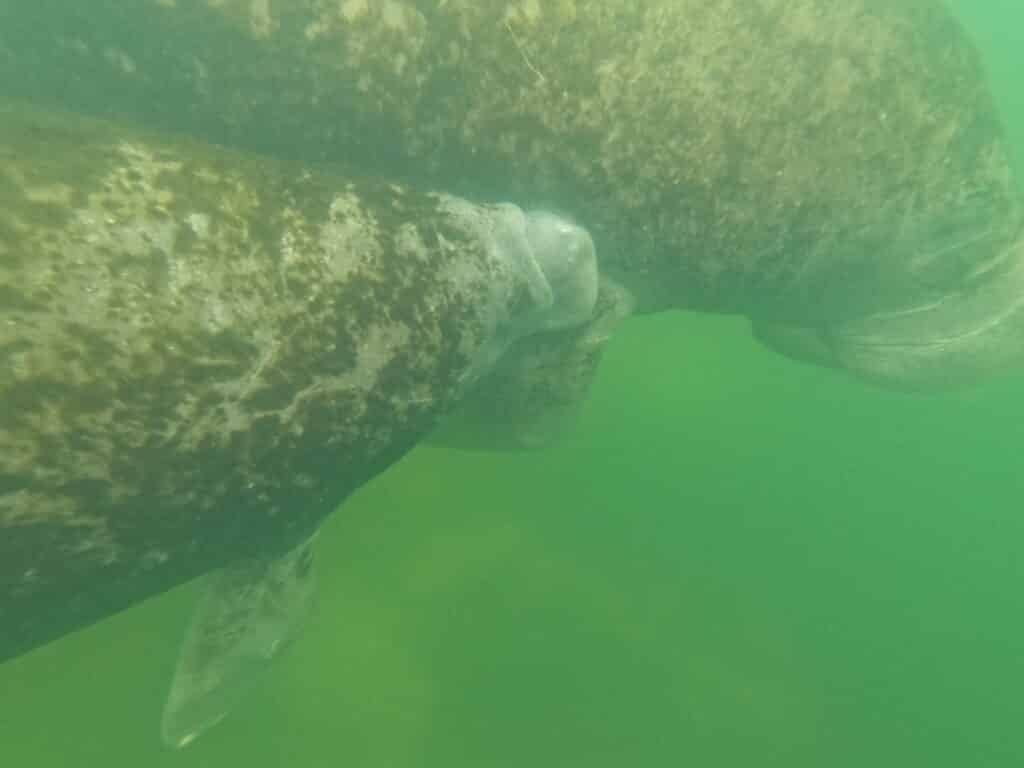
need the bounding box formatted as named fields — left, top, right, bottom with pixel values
left=4, top=0, right=1024, bottom=659
left=2, top=0, right=1023, bottom=388
left=0, top=104, right=589, bottom=662
left=432, top=276, right=634, bottom=451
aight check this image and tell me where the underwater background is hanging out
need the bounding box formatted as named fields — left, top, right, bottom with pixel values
left=2, top=2, right=1024, bottom=765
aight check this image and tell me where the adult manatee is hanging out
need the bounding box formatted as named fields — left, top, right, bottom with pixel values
left=0, top=103, right=617, bottom=744
left=2, top=1, right=1024, bottom=391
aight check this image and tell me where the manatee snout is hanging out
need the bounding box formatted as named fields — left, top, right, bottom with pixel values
left=523, top=209, right=600, bottom=333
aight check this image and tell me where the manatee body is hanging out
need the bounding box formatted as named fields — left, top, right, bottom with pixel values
left=0, top=104, right=603, bottom=670
left=3, top=1, right=1024, bottom=392
left=3, top=1, right=1024, bottom=394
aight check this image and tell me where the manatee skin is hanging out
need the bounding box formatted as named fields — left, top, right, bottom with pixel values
left=431, top=276, right=634, bottom=452
left=0, top=104, right=593, bottom=662
left=753, top=236, right=1024, bottom=391
left=522, top=210, right=599, bottom=333
left=2, top=1, right=1023, bottom=387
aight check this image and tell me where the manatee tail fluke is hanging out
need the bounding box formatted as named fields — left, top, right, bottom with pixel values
left=160, top=532, right=318, bottom=749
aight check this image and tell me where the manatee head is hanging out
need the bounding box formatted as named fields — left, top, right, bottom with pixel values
left=522, top=209, right=600, bottom=333
left=447, top=201, right=601, bottom=390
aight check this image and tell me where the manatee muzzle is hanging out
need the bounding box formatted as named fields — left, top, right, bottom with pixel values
left=454, top=202, right=600, bottom=389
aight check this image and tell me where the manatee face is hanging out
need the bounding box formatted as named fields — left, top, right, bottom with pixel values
left=523, top=210, right=600, bottom=333
left=455, top=204, right=601, bottom=390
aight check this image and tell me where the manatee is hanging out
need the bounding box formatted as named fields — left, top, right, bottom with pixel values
left=3, top=0, right=1024, bottom=747
left=2, top=0, right=1023, bottom=391
left=0, top=103, right=616, bottom=745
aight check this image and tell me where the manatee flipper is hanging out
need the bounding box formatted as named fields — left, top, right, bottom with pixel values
left=160, top=532, right=318, bottom=749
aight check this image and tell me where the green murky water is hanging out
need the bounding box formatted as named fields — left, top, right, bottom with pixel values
left=3, top=3, right=1024, bottom=765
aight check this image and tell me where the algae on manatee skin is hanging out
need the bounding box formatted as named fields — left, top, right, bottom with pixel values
left=0, top=1, right=1018, bottom=320
left=0, top=102, right=599, bottom=663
